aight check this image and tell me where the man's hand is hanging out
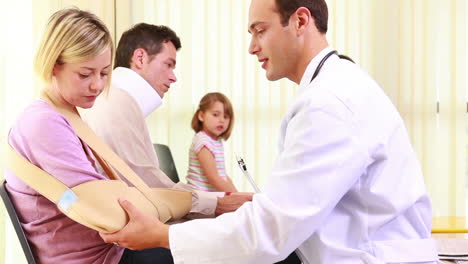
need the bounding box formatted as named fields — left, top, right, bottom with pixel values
left=99, top=198, right=170, bottom=250
left=215, top=192, right=253, bottom=216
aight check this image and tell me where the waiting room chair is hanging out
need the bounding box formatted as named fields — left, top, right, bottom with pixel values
left=0, top=180, right=37, bottom=264
left=153, top=144, right=180, bottom=183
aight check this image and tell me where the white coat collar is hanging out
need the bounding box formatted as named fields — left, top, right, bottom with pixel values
left=298, top=46, right=333, bottom=93
left=111, top=67, right=162, bottom=117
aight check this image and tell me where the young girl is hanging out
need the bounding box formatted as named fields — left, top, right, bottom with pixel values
left=186, top=92, right=238, bottom=192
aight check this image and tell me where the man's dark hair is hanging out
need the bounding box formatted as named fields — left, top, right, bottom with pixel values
left=274, top=0, right=328, bottom=34
left=114, top=23, right=181, bottom=68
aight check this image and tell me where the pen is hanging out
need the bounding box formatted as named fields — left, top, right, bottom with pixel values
left=235, top=153, right=304, bottom=263
left=235, top=154, right=261, bottom=193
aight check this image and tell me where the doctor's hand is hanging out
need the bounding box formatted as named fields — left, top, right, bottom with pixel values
left=215, top=192, right=253, bottom=216
left=99, top=198, right=170, bottom=250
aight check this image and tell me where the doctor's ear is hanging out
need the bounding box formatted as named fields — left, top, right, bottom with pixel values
left=131, top=48, right=147, bottom=69
left=293, top=7, right=312, bottom=36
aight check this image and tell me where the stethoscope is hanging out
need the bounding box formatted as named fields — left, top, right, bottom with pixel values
left=310, top=50, right=355, bottom=83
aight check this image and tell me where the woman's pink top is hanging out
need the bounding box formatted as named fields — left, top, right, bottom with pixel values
left=5, top=100, right=124, bottom=264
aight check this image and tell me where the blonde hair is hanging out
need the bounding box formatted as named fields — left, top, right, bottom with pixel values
left=34, top=8, right=114, bottom=88
left=191, top=92, right=234, bottom=140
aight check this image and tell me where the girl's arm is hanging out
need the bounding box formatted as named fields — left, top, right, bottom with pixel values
left=197, top=147, right=238, bottom=192
left=226, top=177, right=237, bottom=191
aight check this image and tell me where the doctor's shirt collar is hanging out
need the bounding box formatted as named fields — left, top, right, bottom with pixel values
left=298, top=46, right=333, bottom=93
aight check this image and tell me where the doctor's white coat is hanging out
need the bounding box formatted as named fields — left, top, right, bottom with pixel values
left=169, top=47, right=439, bottom=264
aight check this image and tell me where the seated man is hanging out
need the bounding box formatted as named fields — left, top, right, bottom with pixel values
left=82, top=23, right=251, bottom=219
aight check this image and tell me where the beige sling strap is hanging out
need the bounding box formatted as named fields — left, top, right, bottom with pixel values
left=5, top=142, right=71, bottom=204
left=42, top=93, right=154, bottom=195
left=3, top=90, right=192, bottom=233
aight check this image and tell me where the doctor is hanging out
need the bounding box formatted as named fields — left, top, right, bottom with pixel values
left=101, top=0, right=440, bottom=263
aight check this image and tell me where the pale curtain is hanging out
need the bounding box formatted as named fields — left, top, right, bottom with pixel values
left=0, top=1, right=466, bottom=263
left=124, top=0, right=467, bottom=217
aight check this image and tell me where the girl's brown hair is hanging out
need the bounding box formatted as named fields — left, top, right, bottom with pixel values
left=191, top=92, right=234, bottom=140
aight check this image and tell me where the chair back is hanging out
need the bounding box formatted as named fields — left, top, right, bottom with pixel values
left=153, top=144, right=180, bottom=183
left=0, top=180, right=37, bottom=264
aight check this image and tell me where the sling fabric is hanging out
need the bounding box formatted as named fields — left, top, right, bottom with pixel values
left=3, top=90, right=191, bottom=233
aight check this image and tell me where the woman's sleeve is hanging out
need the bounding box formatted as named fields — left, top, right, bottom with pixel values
left=10, top=109, right=108, bottom=188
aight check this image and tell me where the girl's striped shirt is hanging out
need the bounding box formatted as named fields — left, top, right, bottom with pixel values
left=186, top=131, right=227, bottom=191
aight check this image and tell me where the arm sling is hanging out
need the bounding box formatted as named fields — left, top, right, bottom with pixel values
left=2, top=90, right=192, bottom=233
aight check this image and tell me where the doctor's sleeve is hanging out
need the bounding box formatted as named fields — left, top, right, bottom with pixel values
left=169, top=102, right=370, bottom=264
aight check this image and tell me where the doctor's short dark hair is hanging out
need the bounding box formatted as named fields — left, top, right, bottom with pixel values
left=114, top=23, right=181, bottom=69
left=274, top=0, right=328, bottom=34
left=191, top=92, right=234, bottom=141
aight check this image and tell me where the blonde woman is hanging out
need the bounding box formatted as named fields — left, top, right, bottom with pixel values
left=5, top=8, right=173, bottom=263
